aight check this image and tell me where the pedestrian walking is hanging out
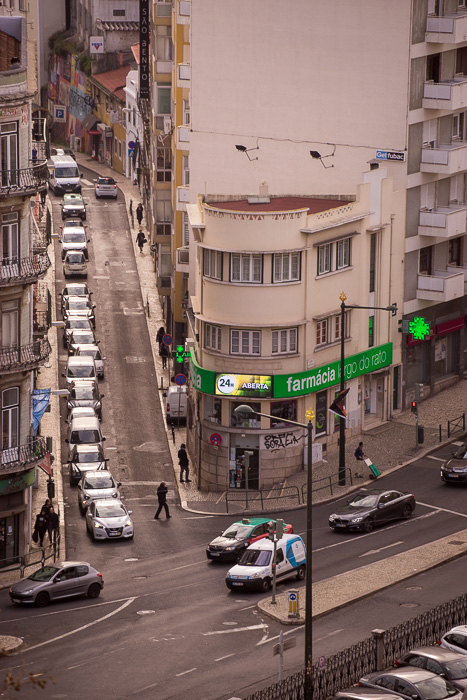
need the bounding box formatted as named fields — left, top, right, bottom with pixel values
left=129, top=199, right=133, bottom=216
left=42, top=498, right=52, bottom=515
left=159, top=342, right=169, bottom=369
left=136, top=229, right=146, bottom=253
left=354, top=441, right=365, bottom=478
left=156, top=326, right=165, bottom=351
left=178, top=443, right=191, bottom=483
left=136, top=202, right=143, bottom=226
left=40, top=188, right=46, bottom=206
left=154, top=481, right=171, bottom=519
left=33, top=508, right=48, bottom=547
left=47, top=506, right=59, bottom=545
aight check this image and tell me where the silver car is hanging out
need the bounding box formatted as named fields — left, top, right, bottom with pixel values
left=73, top=345, right=105, bottom=378
left=86, top=499, right=134, bottom=541
left=68, top=329, right=98, bottom=353
left=62, top=296, right=95, bottom=327
left=67, top=380, right=103, bottom=420
left=94, top=176, right=117, bottom=198
left=440, top=627, right=467, bottom=655
left=9, top=561, right=104, bottom=607
left=60, top=283, right=92, bottom=314
left=78, top=470, right=121, bottom=514
left=63, top=317, right=93, bottom=349
left=67, top=443, right=108, bottom=486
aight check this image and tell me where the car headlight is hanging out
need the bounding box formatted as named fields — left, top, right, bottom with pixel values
left=94, top=522, right=105, bottom=529
left=350, top=517, right=363, bottom=523
left=20, top=588, right=34, bottom=595
left=329, top=514, right=336, bottom=521
left=225, top=545, right=237, bottom=551
left=124, top=520, right=132, bottom=527
left=248, top=572, right=261, bottom=579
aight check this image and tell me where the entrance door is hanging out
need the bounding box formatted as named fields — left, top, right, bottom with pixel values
left=234, top=449, right=259, bottom=491
left=0, top=122, right=18, bottom=187
left=2, top=387, right=19, bottom=464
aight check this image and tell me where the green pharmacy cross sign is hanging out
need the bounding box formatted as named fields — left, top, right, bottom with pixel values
left=409, top=317, right=430, bottom=340
left=175, top=346, right=190, bottom=364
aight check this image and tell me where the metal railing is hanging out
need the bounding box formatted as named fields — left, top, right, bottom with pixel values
left=0, top=337, right=51, bottom=372
left=0, top=534, right=61, bottom=577
left=0, top=251, right=51, bottom=285
left=0, top=437, right=48, bottom=473
left=439, top=412, right=466, bottom=441
left=309, top=467, right=354, bottom=497
left=225, top=485, right=301, bottom=513
left=0, top=161, right=49, bottom=196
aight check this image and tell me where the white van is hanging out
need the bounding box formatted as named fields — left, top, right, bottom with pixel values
left=62, top=355, right=97, bottom=389
left=165, top=386, right=187, bottom=423
left=225, top=534, right=306, bottom=593
left=49, top=155, right=82, bottom=195
left=65, top=415, right=105, bottom=460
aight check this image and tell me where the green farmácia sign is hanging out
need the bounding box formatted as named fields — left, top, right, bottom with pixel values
left=190, top=343, right=393, bottom=399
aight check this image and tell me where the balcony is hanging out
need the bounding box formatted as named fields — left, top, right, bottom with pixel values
left=0, top=338, right=52, bottom=374
left=417, top=270, right=465, bottom=302
left=176, top=247, right=189, bottom=271
left=426, top=13, right=467, bottom=43
left=418, top=206, right=467, bottom=238
left=420, top=142, right=467, bottom=174
left=0, top=436, right=48, bottom=475
left=0, top=251, right=51, bottom=287
left=0, top=161, right=48, bottom=198
left=423, top=77, right=467, bottom=110
left=447, top=263, right=467, bottom=292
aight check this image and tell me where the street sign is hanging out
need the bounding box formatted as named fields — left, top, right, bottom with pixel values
left=162, top=334, right=172, bottom=346
left=54, top=106, right=66, bottom=123
left=174, top=373, right=186, bottom=386
left=210, top=433, right=222, bottom=446
left=128, top=141, right=136, bottom=149
left=150, top=244, right=157, bottom=252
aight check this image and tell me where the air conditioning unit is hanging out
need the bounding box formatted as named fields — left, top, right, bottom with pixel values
left=177, top=247, right=189, bottom=265
left=163, top=116, right=172, bottom=134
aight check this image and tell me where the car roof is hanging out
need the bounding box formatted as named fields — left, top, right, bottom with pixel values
left=68, top=355, right=95, bottom=366
left=232, top=517, right=273, bottom=527
left=63, top=193, right=83, bottom=200
left=445, top=626, right=467, bottom=635
left=63, top=283, right=89, bottom=292
left=98, top=176, right=115, bottom=183
left=69, top=407, right=97, bottom=416
left=247, top=534, right=301, bottom=551
left=82, top=470, right=113, bottom=479
left=92, top=498, right=125, bottom=507
left=70, top=380, right=97, bottom=388
left=403, top=647, right=466, bottom=661
left=69, top=416, right=100, bottom=428
left=65, top=250, right=86, bottom=258
left=73, top=444, right=103, bottom=453
left=371, top=668, right=440, bottom=680
left=58, top=560, right=92, bottom=567
left=67, top=296, right=91, bottom=303
left=75, top=344, right=99, bottom=352
left=336, top=692, right=402, bottom=700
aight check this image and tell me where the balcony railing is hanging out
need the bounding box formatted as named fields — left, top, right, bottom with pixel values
left=0, top=436, right=48, bottom=474
left=0, top=161, right=49, bottom=197
left=0, top=251, right=51, bottom=286
left=0, top=338, right=52, bottom=373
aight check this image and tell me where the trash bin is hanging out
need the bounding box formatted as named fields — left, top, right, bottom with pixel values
left=417, top=425, right=424, bottom=444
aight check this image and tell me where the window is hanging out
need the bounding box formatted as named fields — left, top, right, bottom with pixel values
left=114, top=137, right=118, bottom=155
left=369, top=234, right=376, bottom=292
left=156, top=191, right=172, bottom=236
left=336, top=238, right=351, bottom=269
left=419, top=246, right=433, bottom=275
left=231, top=402, right=261, bottom=428
left=452, top=112, right=465, bottom=140
left=230, top=330, right=261, bottom=355
left=156, top=25, right=172, bottom=61
left=427, top=53, right=440, bottom=82
left=183, top=99, right=190, bottom=126
left=457, top=47, right=467, bottom=76
left=316, top=319, right=328, bottom=346
left=205, top=324, right=221, bottom=352
left=182, top=155, right=190, bottom=186
left=318, top=244, right=331, bottom=275
left=0, top=122, right=18, bottom=187
left=156, top=0, right=172, bottom=18
left=273, top=252, right=300, bottom=282
left=157, top=84, right=171, bottom=114
left=2, top=300, right=19, bottom=348
left=2, top=212, right=19, bottom=261
left=2, top=387, right=19, bottom=452
left=316, top=312, right=349, bottom=348
left=272, top=328, right=298, bottom=354
left=118, top=140, right=122, bottom=159
left=204, top=395, right=221, bottom=424
left=113, top=9, right=125, bottom=16
left=449, top=237, right=462, bottom=266
left=270, top=400, right=297, bottom=428
left=182, top=212, right=189, bottom=246
left=231, top=253, right=262, bottom=283
left=156, top=147, right=171, bottom=182
left=203, top=249, right=222, bottom=280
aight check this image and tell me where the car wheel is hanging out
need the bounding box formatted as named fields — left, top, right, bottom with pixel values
left=402, top=504, right=413, bottom=519
left=260, top=578, right=271, bottom=593
left=296, top=564, right=306, bottom=581
left=35, top=591, right=50, bottom=608
left=87, top=583, right=101, bottom=599
left=363, top=518, right=374, bottom=533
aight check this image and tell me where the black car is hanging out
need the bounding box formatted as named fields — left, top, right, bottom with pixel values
left=441, top=444, right=467, bottom=483
left=359, top=667, right=461, bottom=700
left=329, top=489, right=416, bottom=533
left=395, top=647, right=467, bottom=691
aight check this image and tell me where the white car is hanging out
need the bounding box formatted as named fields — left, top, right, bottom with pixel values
left=439, top=627, right=467, bottom=655
left=73, top=344, right=105, bottom=378
left=60, top=226, right=89, bottom=259
left=86, top=499, right=133, bottom=541
left=63, top=250, right=87, bottom=278
left=78, top=471, right=121, bottom=514
left=62, top=296, right=96, bottom=327
left=95, top=176, right=117, bottom=198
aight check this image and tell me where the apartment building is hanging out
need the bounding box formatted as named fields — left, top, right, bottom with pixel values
left=0, top=15, right=52, bottom=565
left=186, top=167, right=405, bottom=489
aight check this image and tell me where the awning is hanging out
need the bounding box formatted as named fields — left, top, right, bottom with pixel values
left=88, top=130, right=101, bottom=135
left=81, top=113, right=100, bottom=132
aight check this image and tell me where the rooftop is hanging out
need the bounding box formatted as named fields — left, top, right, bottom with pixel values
left=207, top=196, right=350, bottom=215
left=91, top=65, right=132, bottom=97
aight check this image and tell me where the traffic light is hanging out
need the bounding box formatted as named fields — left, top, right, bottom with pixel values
left=268, top=521, right=275, bottom=541
left=276, top=519, right=284, bottom=539
left=411, top=400, right=418, bottom=414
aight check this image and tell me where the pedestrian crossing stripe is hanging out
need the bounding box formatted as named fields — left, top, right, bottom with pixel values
left=81, top=179, right=94, bottom=186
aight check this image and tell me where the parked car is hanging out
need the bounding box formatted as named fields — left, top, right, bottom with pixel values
left=73, top=345, right=105, bottom=378
left=94, top=176, right=118, bottom=198
left=63, top=250, right=87, bottom=278
left=62, top=356, right=98, bottom=389
left=67, top=380, right=103, bottom=420
left=329, top=489, right=416, bottom=533
left=358, top=667, right=462, bottom=700
left=441, top=445, right=467, bottom=484
left=65, top=415, right=105, bottom=461
left=61, top=193, right=86, bottom=220
left=333, top=691, right=403, bottom=700
left=60, top=283, right=92, bottom=314
left=60, top=227, right=89, bottom=260
left=439, top=627, right=467, bottom=655
left=395, top=647, right=467, bottom=691
left=78, top=470, right=121, bottom=514
left=62, top=296, right=95, bottom=327
left=86, top=499, right=134, bottom=541
left=68, top=406, right=99, bottom=422
left=68, top=443, right=108, bottom=486
left=63, top=317, right=93, bottom=349
left=9, top=561, right=103, bottom=607
left=68, top=329, right=98, bottom=353
left=207, top=517, right=294, bottom=562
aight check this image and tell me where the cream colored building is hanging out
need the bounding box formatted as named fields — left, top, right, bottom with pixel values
left=186, top=166, right=405, bottom=490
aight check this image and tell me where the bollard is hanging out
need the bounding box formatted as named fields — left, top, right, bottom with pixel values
left=288, top=589, right=300, bottom=619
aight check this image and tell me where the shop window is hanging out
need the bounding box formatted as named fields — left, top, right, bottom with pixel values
left=231, top=253, right=262, bottom=283
left=0, top=513, right=19, bottom=566
left=203, top=249, right=222, bottom=280
left=205, top=324, right=221, bottom=352
left=315, top=390, right=327, bottom=437
left=273, top=252, right=300, bottom=282
left=270, top=400, right=297, bottom=428
left=230, top=329, right=261, bottom=355
left=230, top=402, right=261, bottom=429
left=272, top=328, right=297, bottom=354
left=204, top=395, right=221, bottom=424
left=434, top=333, right=459, bottom=379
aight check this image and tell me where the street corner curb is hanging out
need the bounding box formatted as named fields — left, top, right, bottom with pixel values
left=0, top=635, right=24, bottom=654
left=257, top=600, right=304, bottom=626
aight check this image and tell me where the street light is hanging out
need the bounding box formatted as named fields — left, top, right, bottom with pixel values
left=233, top=404, right=314, bottom=698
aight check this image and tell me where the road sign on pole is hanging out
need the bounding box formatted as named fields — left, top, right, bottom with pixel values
left=210, top=433, right=222, bottom=446
left=174, top=373, right=186, bottom=386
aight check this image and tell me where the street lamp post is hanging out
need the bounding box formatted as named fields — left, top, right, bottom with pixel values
left=233, top=405, right=313, bottom=699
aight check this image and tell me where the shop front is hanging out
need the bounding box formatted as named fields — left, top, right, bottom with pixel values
left=0, top=467, right=35, bottom=568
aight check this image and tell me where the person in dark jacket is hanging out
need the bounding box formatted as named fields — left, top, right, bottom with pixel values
left=136, top=229, right=146, bottom=253
left=354, top=441, right=365, bottom=478
left=178, top=444, right=191, bottom=483
left=136, top=203, right=144, bottom=226
left=47, top=506, right=59, bottom=544
left=156, top=327, right=165, bottom=351
left=159, top=343, right=169, bottom=369
left=33, top=508, right=48, bottom=547
left=42, top=498, right=52, bottom=515
left=154, top=482, right=171, bottom=519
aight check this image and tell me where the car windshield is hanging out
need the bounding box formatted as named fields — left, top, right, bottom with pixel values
left=238, top=549, right=271, bottom=566
left=56, top=166, right=79, bottom=178
left=414, top=676, right=459, bottom=699
left=63, top=233, right=86, bottom=243
left=67, top=254, right=84, bottom=263
left=68, top=300, right=89, bottom=310
left=99, top=178, right=115, bottom=185
left=72, top=387, right=96, bottom=400
left=444, top=658, right=467, bottom=679
left=28, top=565, right=60, bottom=582
left=64, top=197, right=83, bottom=205
left=84, top=476, right=113, bottom=489
left=96, top=503, right=126, bottom=518
left=79, top=348, right=99, bottom=359
left=64, top=286, right=87, bottom=296
left=77, top=451, right=101, bottom=462
left=72, top=332, right=94, bottom=342
left=62, top=220, right=83, bottom=227
left=68, top=366, right=94, bottom=378
left=453, top=445, right=467, bottom=459
left=67, top=320, right=91, bottom=330
left=222, top=524, right=252, bottom=539
left=348, top=494, right=379, bottom=508
left=70, top=430, right=101, bottom=443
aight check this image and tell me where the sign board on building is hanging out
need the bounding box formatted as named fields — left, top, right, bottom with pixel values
left=215, top=373, right=272, bottom=398
left=139, top=0, right=150, bottom=99
left=375, top=150, right=406, bottom=162
left=54, top=105, right=66, bottom=123
left=90, top=36, right=104, bottom=54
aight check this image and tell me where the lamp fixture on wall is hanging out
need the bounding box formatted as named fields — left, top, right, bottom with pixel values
left=235, top=143, right=259, bottom=161
left=310, top=145, right=336, bottom=168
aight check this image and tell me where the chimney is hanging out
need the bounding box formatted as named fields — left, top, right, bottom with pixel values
left=259, top=181, right=268, bottom=198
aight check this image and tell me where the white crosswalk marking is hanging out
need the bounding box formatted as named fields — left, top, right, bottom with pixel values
left=81, top=179, right=94, bottom=186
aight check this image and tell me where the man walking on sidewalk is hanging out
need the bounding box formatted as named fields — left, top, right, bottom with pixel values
left=354, top=442, right=365, bottom=478
left=154, top=481, right=171, bottom=519
left=178, top=443, right=191, bottom=483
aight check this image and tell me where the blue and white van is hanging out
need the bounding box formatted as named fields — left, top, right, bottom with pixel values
left=225, top=533, right=306, bottom=592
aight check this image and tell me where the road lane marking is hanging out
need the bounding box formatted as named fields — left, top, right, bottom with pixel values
left=21, top=597, right=136, bottom=653
left=427, top=456, right=445, bottom=462
left=256, top=627, right=299, bottom=646
left=215, top=654, right=235, bottom=661
left=203, top=623, right=268, bottom=636
left=417, top=501, right=467, bottom=518
left=313, top=629, right=345, bottom=644
left=176, top=668, right=197, bottom=676
left=360, top=541, right=403, bottom=557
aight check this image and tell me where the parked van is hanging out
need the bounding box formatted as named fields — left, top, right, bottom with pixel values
left=65, top=415, right=105, bottom=460
left=49, top=155, right=82, bottom=195
left=165, top=385, right=187, bottom=423
left=225, top=533, right=306, bottom=593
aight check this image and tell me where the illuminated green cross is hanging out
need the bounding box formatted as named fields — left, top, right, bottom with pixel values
left=409, top=317, right=430, bottom=340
